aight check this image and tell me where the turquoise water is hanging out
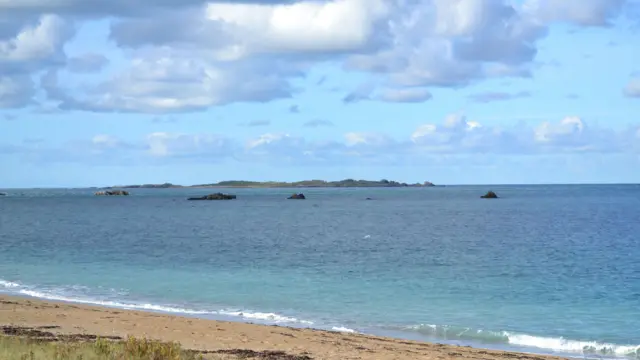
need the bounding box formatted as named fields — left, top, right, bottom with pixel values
left=1, top=185, right=639, bottom=358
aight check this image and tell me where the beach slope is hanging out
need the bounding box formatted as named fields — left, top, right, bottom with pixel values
left=0, top=295, right=566, bottom=360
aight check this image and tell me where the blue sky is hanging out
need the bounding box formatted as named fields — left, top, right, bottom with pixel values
left=1, top=0, right=640, bottom=187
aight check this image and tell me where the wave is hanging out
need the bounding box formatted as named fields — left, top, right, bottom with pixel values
left=331, top=326, right=356, bottom=333
left=401, top=324, right=640, bottom=358
left=0, top=280, right=19, bottom=288
left=0, top=278, right=316, bottom=328
left=3, top=278, right=634, bottom=358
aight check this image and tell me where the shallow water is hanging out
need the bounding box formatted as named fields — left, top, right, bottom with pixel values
left=1, top=185, right=639, bottom=358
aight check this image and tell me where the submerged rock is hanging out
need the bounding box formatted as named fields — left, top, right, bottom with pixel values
left=188, top=193, right=236, bottom=200
left=288, top=193, right=306, bottom=200
left=95, top=190, right=129, bottom=196
left=0, top=192, right=6, bottom=196
left=481, top=191, right=498, bottom=199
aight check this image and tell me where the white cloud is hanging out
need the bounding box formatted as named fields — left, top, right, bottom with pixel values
left=534, top=116, right=585, bottom=143
left=1, top=0, right=637, bottom=112
left=205, top=0, right=390, bottom=55
left=524, top=0, right=627, bottom=26
left=409, top=114, right=521, bottom=154
left=44, top=0, right=551, bottom=113
left=146, top=132, right=233, bottom=158
left=345, top=0, right=546, bottom=91
left=4, top=115, right=639, bottom=166
left=0, top=14, right=71, bottom=70
left=51, top=54, right=296, bottom=113
left=534, top=116, right=626, bottom=153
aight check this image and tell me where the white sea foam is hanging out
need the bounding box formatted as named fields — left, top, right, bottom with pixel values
left=18, top=289, right=215, bottom=315
left=403, top=323, right=639, bottom=357
left=3, top=277, right=637, bottom=358
left=218, top=310, right=313, bottom=325
left=506, top=333, right=640, bottom=357
left=0, top=279, right=20, bottom=288
left=331, top=326, right=357, bottom=333
left=0, top=278, right=315, bottom=327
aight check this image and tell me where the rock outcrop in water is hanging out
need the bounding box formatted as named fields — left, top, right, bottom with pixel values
left=188, top=193, right=237, bottom=200
left=95, top=190, right=129, bottom=196
left=287, top=193, right=306, bottom=200
left=0, top=192, right=6, bottom=196
left=481, top=191, right=498, bottom=199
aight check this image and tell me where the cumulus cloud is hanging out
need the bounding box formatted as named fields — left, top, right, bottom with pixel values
left=204, top=0, right=390, bottom=55
left=1, top=0, right=636, bottom=113
left=49, top=55, right=298, bottom=113
left=346, top=0, right=547, bottom=90
left=0, top=0, right=300, bottom=17
left=0, top=14, right=72, bottom=108
left=145, top=132, right=235, bottom=161
left=524, top=0, right=628, bottom=26
left=0, top=14, right=72, bottom=73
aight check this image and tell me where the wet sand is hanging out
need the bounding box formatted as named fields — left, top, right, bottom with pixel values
left=0, top=295, right=568, bottom=360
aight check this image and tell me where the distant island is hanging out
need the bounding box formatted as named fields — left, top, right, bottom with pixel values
left=104, top=179, right=436, bottom=189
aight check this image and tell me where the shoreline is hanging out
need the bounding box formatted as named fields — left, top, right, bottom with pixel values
left=0, top=294, right=570, bottom=360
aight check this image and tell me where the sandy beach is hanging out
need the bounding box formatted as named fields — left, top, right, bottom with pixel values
left=0, top=295, right=569, bottom=360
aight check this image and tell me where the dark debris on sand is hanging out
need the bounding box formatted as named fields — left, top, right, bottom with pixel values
left=208, top=349, right=313, bottom=360
left=0, top=326, right=122, bottom=342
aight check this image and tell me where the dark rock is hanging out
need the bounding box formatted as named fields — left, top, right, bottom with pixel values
left=481, top=191, right=498, bottom=199
left=0, top=192, right=6, bottom=196
left=188, top=193, right=237, bottom=201
left=95, top=190, right=129, bottom=196
left=288, top=193, right=306, bottom=200
left=365, top=197, right=373, bottom=200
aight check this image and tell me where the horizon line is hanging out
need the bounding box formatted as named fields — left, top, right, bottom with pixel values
left=1, top=182, right=639, bottom=190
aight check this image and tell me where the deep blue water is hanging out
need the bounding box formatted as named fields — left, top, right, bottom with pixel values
left=1, top=185, right=639, bottom=358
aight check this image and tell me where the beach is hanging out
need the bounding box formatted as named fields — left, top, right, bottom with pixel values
left=0, top=294, right=570, bottom=360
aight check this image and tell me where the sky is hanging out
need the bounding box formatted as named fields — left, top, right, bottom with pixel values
left=1, top=0, right=640, bottom=187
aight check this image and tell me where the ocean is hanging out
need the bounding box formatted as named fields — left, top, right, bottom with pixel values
left=1, top=185, right=639, bottom=358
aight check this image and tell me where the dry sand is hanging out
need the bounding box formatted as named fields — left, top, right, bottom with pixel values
left=1, top=295, right=567, bottom=360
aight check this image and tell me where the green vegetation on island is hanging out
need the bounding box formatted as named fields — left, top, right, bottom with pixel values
left=106, top=179, right=436, bottom=189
